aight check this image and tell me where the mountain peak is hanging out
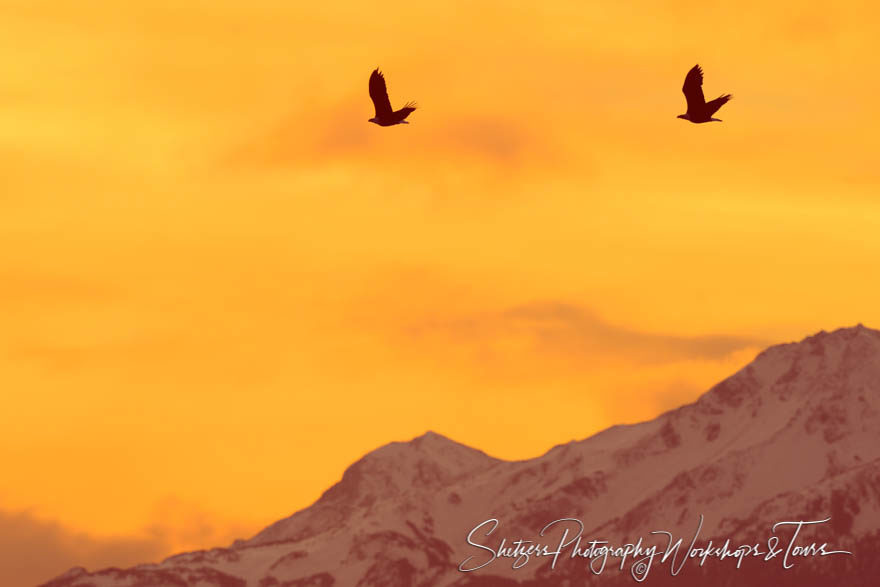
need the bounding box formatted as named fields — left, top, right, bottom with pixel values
left=725, top=324, right=880, bottom=390
left=415, top=429, right=449, bottom=442
left=764, top=324, right=880, bottom=356
left=371, top=430, right=492, bottom=458
left=802, top=323, right=878, bottom=343
left=243, top=430, right=500, bottom=547
left=676, top=325, right=880, bottom=411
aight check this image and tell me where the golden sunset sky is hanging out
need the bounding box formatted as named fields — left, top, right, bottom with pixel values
left=2, top=0, right=879, bottom=584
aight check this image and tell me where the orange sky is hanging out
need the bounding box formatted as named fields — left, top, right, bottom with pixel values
left=2, top=1, right=880, bottom=584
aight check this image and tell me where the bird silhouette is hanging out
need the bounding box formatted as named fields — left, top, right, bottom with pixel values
left=368, top=69, right=416, bottom=126
left=677, top=65, right=732, bottom=123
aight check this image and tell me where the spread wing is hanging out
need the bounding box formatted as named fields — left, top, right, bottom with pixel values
left=369, top=69, right=393, bottom=118
left=393, top=101, right=417, bottom=121
left=706, top=94, right=732, bottom=116
left=682, top=64, right=706, bottom=111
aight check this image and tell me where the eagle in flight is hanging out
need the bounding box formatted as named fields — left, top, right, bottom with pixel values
left=368, top=68, right=416, bottom=126
left=678, top=65, right=732, bottom=123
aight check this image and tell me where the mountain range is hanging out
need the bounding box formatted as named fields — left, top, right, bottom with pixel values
left=43, top=325, right=880, bottom=586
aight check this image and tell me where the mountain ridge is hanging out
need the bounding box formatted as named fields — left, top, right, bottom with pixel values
left=42, top=325, right=880, bottom=586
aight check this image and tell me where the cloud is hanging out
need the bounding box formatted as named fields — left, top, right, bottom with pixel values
left=0, top=509, right=168, bottom=587
left=0, top=502, right=255, bottom=587
left=405, top=301, right=766, bottom=367
left=502, top=302, right=766, bottom=361
left=223, top=96, right=560, bottom=174
left=435, top=116, right=546, bottom=164
left=143, top=497, right=253, bottom=554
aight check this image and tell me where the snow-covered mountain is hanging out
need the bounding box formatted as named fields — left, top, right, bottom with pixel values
left=42, top=325, right=880, bottom=586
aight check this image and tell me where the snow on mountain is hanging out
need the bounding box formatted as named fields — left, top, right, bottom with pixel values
left=42, top=326, right=880, bottom=586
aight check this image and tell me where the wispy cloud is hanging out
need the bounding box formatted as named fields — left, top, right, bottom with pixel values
left=407, top=301, right=765, bottom=366
left=225, top=103, right=559, bottom=173
left=503, top=302, right=766, bottom=362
